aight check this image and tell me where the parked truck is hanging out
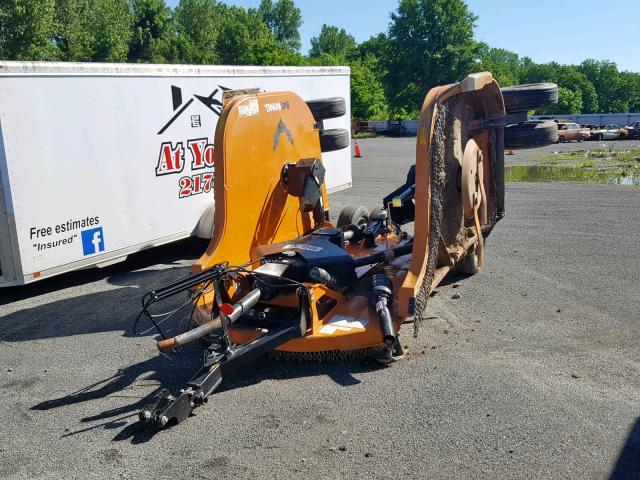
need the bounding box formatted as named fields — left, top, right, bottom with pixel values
left=0, top=62, right=352, bottom=287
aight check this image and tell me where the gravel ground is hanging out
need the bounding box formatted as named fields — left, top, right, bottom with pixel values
left=1, top=138, right=639, bottom=479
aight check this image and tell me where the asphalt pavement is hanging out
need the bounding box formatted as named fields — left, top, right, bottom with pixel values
left=1, top=137, right=639, bottom=479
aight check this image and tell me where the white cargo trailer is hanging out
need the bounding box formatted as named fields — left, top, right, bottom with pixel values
left=0, top=61, right=351, bottom=287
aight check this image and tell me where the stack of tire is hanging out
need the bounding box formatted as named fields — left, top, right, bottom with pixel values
left=502, top=83, right=559, bottom=149
left=305, top=97, right=350, bottom=152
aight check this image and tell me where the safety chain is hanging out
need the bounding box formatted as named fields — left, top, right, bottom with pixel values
left=488, top=128, right=498, bottom=224
left=413, top=102, right=447, bottom=338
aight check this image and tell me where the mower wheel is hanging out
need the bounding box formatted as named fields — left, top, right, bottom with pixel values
left=501, top=83, right=558, bottom=113
left=337, top=205, right=370, bottom=228
left=504, top=120, right=558, bottom=149
left=456, top=245, right=480, bottom=276
left=306, top=97, right=346, bottom=121
left=320, top=128, right=350, bottom=152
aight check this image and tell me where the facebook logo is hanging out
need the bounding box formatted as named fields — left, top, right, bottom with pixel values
left=81, top=227, right=105, bottom=256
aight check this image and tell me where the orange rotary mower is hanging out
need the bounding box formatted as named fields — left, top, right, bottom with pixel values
left=134, top=73, right=557, bottom=428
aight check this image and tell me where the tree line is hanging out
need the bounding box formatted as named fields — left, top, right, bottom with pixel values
left=1, top=0, right=638, bottom=119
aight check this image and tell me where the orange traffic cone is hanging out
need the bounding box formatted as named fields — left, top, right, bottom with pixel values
left=507, top=149, right=514, bottom=155
left=354, top=140, right=362, bottom=158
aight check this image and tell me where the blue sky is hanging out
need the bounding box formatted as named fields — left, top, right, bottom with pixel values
left=165, top=0, right=640, bottom=72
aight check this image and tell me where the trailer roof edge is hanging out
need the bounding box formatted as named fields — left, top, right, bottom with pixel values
left=0, top=61, right=351, bottom=77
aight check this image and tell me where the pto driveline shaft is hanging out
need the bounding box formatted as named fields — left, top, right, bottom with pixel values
left=368, top=274, right=396, bottom=346
left=219, top=288, right=262, bottom=323
left=157, top=319, right=219, bottom=352
left=156, top=288, right=262, bottom=352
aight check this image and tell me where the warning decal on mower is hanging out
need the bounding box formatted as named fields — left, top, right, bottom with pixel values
left=238, top=98, right=259, bottom=117
left=319, top=316, right=368, bottom=335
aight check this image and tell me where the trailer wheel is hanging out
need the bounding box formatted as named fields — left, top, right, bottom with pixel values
left=504, top=121, right=558, bottom=149
left=320, top=128, right=350, bottom=152
left=456, top=244, right=479, bottom=276
left=306, top=97, right=346, bottom=121
left=501, top=83, right=558, bottom=113
left=337, top=205, right=370, bottom=228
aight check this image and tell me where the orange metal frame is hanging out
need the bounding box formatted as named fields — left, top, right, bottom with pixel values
left=191, top=73, right=504, bottom=353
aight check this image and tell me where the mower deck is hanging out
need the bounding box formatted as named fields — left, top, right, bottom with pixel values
left=135, top=72, right=511, bottom=428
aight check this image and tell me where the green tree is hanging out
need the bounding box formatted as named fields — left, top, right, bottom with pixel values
left=579, top=59, right=628, bottom=112
left=519, top=60, right=600, bottom=114
left=305, top=30, right=388, bottom=120
left=620, top=71, right=640, bottom=112
left=0, top=0, right=58, bottom=60
left=258, top=0, right=302, bottom=51
left=358, top=33, right=389, bottom=68
left=56, top=0, right=133, bottom=62
left=128, top=0, right=173, bottom=63
left=309, top=24, right=357, bottom=59
left=172, top=0, right=225, bottom=64
left=519, top=58, right=560, bottom=84
left=555, top=65, right=598, bottom=113
left=478, top=46, right=520, bottom=87
left=385, top=0, right=482, bottom=116
left=216, top=6, right=284, bottom=65
left=350, top=59, right=388, bottom=120
left=545, top=86, right=582, bottom=114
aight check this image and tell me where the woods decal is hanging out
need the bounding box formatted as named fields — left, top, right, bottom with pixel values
left=156, top=85, right=226, bottom=199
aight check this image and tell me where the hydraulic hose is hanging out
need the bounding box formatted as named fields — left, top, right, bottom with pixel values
left=353, top=241, right=413, bottom=268
left=309, top=267, right=338, bottom=289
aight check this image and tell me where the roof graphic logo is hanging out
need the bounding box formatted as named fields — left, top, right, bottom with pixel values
left=157, top=85, right=228, bottom=135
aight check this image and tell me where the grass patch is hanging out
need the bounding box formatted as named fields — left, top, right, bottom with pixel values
left=352, top=132, right=380, bottom=139
left=541, top=147, right=640, bottom=169
left=505, top=165, right=640, bottom=185
left=529, top=145, right=640, bottom=184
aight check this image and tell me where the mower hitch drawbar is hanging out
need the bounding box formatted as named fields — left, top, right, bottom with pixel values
left=139, top=276, right=311, bottom=428
left=140, top=317, right=305, bottom=427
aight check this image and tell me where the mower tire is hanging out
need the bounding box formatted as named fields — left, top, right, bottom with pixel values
left=504, top=120, right=558, bottom=149
left=337, top=205, right=370, bottom=228
left=306, top=97, right=346, bottom=121
left=501, top=83, right=558, bottom=113
left=368, top=207, right=386, bottom=222
left=320, top=128, right=350, bottom=152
